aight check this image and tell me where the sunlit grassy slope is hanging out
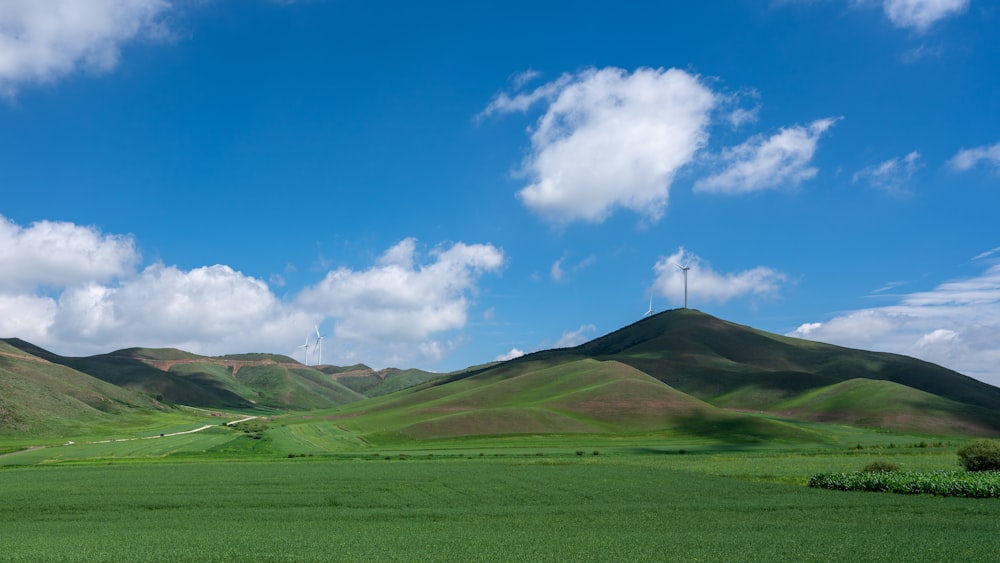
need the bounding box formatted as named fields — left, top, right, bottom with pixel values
left=331, top=309, right=1000, bottom=440
left=326, top=358, right=818, bottom=443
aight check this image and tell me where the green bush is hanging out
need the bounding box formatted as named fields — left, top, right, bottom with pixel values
left=862, top=460, right=901, bottom=473
left=958, top=439, right=1000, bottom=472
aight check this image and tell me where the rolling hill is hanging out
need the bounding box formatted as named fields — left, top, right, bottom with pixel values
left=0, top=341, right=165, bottom=435
left=406, top=309, right=1000, bottom=438
left=4, top=309, right=1000, bottom=441
left=0, top=341, right=367, bottom=411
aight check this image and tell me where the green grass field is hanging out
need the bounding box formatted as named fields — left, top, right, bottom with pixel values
left=3, top=412, right=999, bottom=561
left=2, top=453, right=999, bottom=561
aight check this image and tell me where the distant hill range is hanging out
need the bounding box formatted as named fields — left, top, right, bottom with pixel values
left=4, top=309, right=1000, bottom=438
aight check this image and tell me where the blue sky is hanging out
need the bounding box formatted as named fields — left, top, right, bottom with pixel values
left=2, top=1, right=999, bottom=385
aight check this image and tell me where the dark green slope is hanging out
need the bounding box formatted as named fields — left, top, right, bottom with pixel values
left=555, top=309, right=1000, bottom=412
left=775, top=378, right=1000, bottom=435
left=2, top=340, right=371, bottom=410
left=0, top=344, right=164, bottom=435
left=2, top=340, right=250, bottom=408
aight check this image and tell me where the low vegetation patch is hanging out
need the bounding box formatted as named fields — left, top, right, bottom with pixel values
left=809, top=470, right=1000, bottom=498
left=861, top=460, right=901, bottom=473
left=957, top=439, right=1000, bottom=472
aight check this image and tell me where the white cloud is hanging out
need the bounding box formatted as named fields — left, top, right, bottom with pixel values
left=853, top=150, right=922, bottom=194
left=0, top=215, right=504, bottom=368
left=495, top=348, right=525, bottom=362
left=882, top=0, right=968, bottom=32
left=296, top=238, right=505, bottom=362
left=652, top=248, right=788, bottom=306
left=950, top=142, right=1000, bottom=174
left=555, top=324, right=597, bottom=348
left=0, top=215, right=139, bottom=292
left=49, top=264, right=313, bottom=354
left=695, top=118, right=838, bottom=194
left=0, top=0, right=172, bottom=95
left=789, top=263, right=1000, bottom=385
left=482, top=66, right=717, bottom=224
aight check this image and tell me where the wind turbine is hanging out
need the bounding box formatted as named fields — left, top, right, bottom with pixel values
left=644, top=295, right=654, bottom=317
left=297, top=335, right=311, bottom=365
left=674, top=263, right=691, bottom=309
left=314, top=326, right=325, bottom=366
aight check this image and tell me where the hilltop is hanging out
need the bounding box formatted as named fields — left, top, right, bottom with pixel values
left=328, top=309, right=1000, bottom=441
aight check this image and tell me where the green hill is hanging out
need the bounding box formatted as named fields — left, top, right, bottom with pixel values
left=1, top=341, right=367, bottom=411
left=530, top=309, right=998, bottom=407
left=332, top=357, right=816, bottom=443
left=0, top=346, right=164, bottom=436
left=400, top=309, right=1000, bottom=439
left=5, top=309, right=999, bottom=441
left=323, top=365, right=450, bottom=397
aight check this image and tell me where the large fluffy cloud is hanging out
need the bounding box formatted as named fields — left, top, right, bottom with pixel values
left=296, top=238, right=505, bottom=362
left=694, top=118, right=838, bottom=194
left=0, top=0, right=172, bottom=95
left=0, top=215, right=139, bottom=292
left=789, top=260, right=1000, bottom=386
left=0, top=215, right=504, bottom=367
left=652, top=248, right=787, bottom=306
left=481, top=67, right=717, bottom=224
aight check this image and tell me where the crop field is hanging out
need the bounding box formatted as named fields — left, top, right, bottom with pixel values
left=2, top=446, right=1000, bottom=561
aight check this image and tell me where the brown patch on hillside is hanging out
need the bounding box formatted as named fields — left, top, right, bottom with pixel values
left=132, top=357, right=287, bottom=377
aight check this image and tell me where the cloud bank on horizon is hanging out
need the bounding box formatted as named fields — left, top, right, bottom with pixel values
left=1, top=0, right=998, bottom=385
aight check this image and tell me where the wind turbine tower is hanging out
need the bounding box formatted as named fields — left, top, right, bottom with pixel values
left=674, top=263, right=691, bottom=309
left=644, top=296, right=654, bottom=317
left=314, top=326, right=325, bottom=366
left=297, top=335, right=311, bottom=365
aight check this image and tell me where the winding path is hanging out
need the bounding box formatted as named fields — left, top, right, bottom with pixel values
left=1, top=416, right=260, bottom=457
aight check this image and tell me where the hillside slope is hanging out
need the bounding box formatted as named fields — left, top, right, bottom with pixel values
left=333, top=357, right=817, bottom=443
left=550, top=309, right=1000, bottom=413
left=1, top=341, right=366, bottom=411
left=0, top=342, right=164, bottom=435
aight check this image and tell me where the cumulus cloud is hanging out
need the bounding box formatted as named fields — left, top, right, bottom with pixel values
left=555, top=324, right=597, bottom=348
left=0, top=215, right=504, bottom=368
left=296, top=238, right=505, bottom=362
left=495, top=348, right=525, bottom=362
left=882, top=0, right=969, bottom=32
left=694, top=118, right=838, bottom=194
left=652, top=248, right=787, bottom=306
left=0, top=215, right=139, bottom=292
left=482, top=66, right=717, bottom=224
left=789, top=261, right=1000, bottom=385
left=853, top=150, right=922, bottom=194
left=950, top=142, right=1000, bottom=174
left=0, top=0, right=173, bottom=95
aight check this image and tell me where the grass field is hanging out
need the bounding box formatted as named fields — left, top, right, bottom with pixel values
left=2, top=453, right=999, bottom=562
left=3, top=393, right=998, bottom=561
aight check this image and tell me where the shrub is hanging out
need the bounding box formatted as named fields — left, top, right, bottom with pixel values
left=958, top=439, right=1000, bottom=472
left=862, top=460, right=901, bottom=473
left=576, top=450, right=584, bottom=456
